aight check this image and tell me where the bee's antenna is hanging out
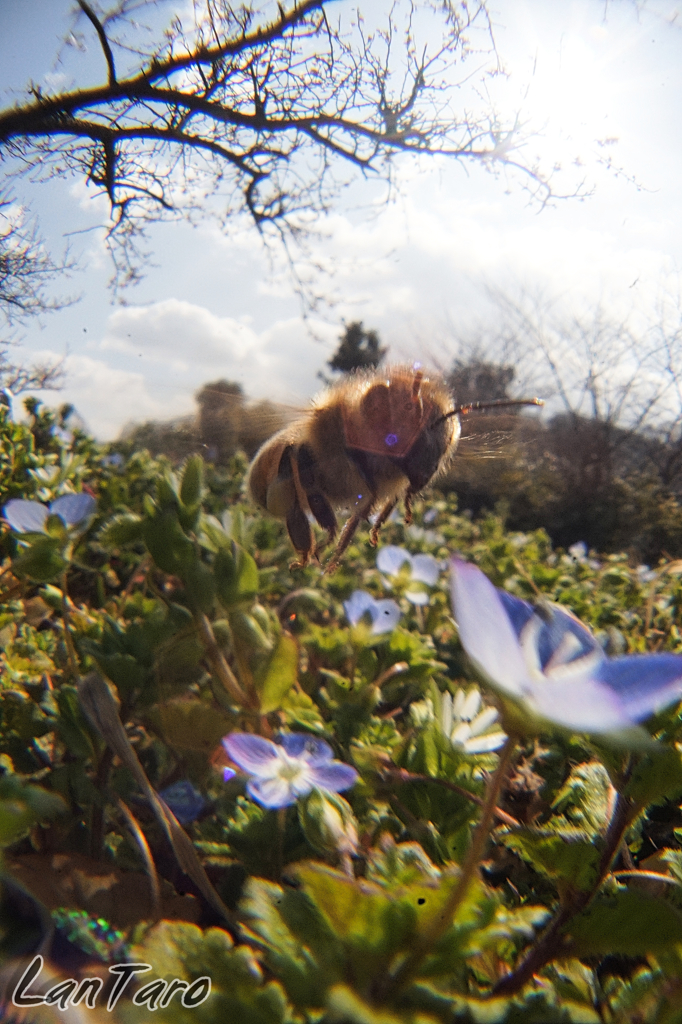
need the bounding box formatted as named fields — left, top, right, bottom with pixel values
left=435, top=397, right=544, bottom=427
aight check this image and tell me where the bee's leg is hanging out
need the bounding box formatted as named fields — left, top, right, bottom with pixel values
left=272, top=445, right=314, bottom=569
left=404, top=490, right=415, bottom=525
left=286, top=505, right=314, bottom=569
left=322, top=511, right=364, bottom=575
left=369, top=498, right=398, bottom=546
left=296, top=443, right=338, bottom=560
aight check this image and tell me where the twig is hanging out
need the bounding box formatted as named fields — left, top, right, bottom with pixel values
left=493, top=789, right=636, bottom=997
left=114, top=794, right=162, bottom=921
left=382, top=736, right=517, bottom=997
left=381, top=767, right=520, bottom=827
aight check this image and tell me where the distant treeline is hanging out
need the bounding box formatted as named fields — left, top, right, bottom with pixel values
left=117, top=362, right=682, bottom=566
left=118, top=319, right=682, bottom=564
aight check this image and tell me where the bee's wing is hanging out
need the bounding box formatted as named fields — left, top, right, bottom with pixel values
left=240, top=399, right=305, bottom=458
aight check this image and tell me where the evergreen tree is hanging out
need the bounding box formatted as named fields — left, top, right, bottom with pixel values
left=327, top=322, right=387, bottom=375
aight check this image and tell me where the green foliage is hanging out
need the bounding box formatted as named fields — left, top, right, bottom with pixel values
left=3, top=411, right=682, bottom=1022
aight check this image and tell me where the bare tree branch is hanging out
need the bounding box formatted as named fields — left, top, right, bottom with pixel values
left=0, top=0, right=575, bottom=300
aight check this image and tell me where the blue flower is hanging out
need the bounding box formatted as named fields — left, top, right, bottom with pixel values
left=377, top=545, right=440, bottom=605
left=158, top=779, right=207, bottom=825
left=450, top=557, right=682, bottom=736
left=222, top=732, right=359, bottom=809
left=4, top=493, right=96, bottom=534
left=343, top=590, right=401, bottom=634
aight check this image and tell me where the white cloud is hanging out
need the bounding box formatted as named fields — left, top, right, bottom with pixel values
left=27, top=352, right=172, bottom=440
left=99, top=299, right=336, bottom=405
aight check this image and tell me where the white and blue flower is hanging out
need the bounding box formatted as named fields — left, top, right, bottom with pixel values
left=377, top=545, right=440, bottom=605
left=441, top=687, right=507, bottom=753
left=222, top=732, right=359, bottom=809
left=4, top=493, right=96, bottom=534
left=343, top=590, right=401, bottom=634
left=450, top=557, right=682, bottom=736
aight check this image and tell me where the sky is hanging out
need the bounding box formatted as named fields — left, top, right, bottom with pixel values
left=1, top=0, right=682, bottom=439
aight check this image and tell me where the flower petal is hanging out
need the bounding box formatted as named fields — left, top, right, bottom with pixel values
left=343, top=590, right=375, bottom=626
left=595, top=654, right=682, bottom=722
left=50, top=492, right=96, bottom=526
left=441, top=692, right=453, bottom=738
left=4, top=499, right=49, bottom=533
left=370, top=599, right=401, bottom=634
left=279, top=733, right=334, bottom=764
left=497, top=590, right=535, bottom=638
left=411, top=554, right=440, bottom=586
left=462, top=731, right=507, bottom=753
left=460, top=688, right=482, bottom=721
left=222, top=733, right=277, bottom=773
left=531, top=604, right=604, bottom=671
left=159, top=779, right=206, bottom=825
left=450, top=559, right=529, bottom=697
left=247, top=775, right=297, bottom=808
left=377, top=546, right=412, bottom=576
left=309, top=762, right=359, bottom=793
left=528, top=674, right=631, bottom=733
left=405, top=588, right=430, bottom=606
left=468, top=706, right=500, bottom=737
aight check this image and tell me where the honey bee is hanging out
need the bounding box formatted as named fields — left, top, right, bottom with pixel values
left=247, top=364, right=542, bottom=572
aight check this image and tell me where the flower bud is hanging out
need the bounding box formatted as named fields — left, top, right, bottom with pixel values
left=298, top=788, right=358, bottom=858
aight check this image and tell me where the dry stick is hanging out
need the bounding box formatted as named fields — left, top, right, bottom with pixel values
left=384, top=736, right=517, bottom=998
left=382, top=767, right=520, bottom=828
left=78, top=671, right=234, bottom=926
left=114, top=794, right=162, bottom=921
left=493, top=789, right=636, bottom=997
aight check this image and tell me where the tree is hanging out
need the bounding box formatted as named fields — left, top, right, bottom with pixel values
left=327, top=321, right=387, bottom=375
left=0, top=196, right=75, bottom=395
left=196, top=379, right=245, bottom=464
left=447, top=357, right=515, bottom=409
left=0, top=0, right=562, bottom=299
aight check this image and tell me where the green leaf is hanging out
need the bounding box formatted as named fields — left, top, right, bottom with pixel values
left=326, top=985, right=409, bottom=1024
left=258, top=633, right=299, bottom=714
left=12, top=537, right=68, bottom=582
left=498, top=828, right=601, bottom=891
left=566, top=889, right=682, bottom=956
left=155, top=698, right=236, bottom=754
left=215, top=544, right=259, bottom=607
left=0, top=779, right=65, bottom=847
left=143, top=510, right=194, bottom=574
left=56, top=685, right=98, bottom=760
left=180, top=455, right=204, bottom=507
left=92, top=652, right=146, bottom=696
left=624, top=745, right=682, bottom=806
left=183, top=556, right=217, bottom=614
left=127, top=920, right=289, bottom=1024
left=98, top=512, right=144, bottom=548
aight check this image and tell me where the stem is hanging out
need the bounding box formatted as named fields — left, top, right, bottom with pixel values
left=60, top=571, right=81, bottom=683
left=276, top=806, right=287, bottom=880
left=492, top=790, right=636, bottom=997
left=382, top=767, right=520, bottom=827
left=384, top=736, right=516, bottom=997
left=196, top=611, right=253, bottom=707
